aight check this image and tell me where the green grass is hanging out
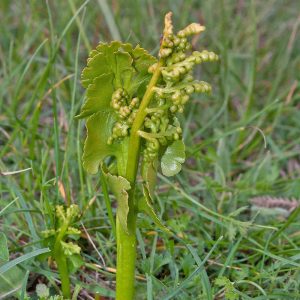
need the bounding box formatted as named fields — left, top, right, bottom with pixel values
left=0, top=0, right=300, bottom=299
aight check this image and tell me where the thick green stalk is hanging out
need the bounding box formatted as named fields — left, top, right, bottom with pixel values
left=55, top=251, right=71, bottom=299
left=116, top=216, right=137, bottom=299
left=53, top=225, right=71, bottom=299
left=116, top=60, right=163, bottom=300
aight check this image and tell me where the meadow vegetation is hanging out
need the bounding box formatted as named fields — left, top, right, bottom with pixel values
left=0, top=1, right=299, bottom=299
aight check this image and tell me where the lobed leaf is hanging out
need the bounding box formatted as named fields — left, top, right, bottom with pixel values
left=77, top=73, right=114, bottom=119
left=81, top=42, right=131, bottom=87
left=79, top=42, right=157, bottom=174
left=81, top=41, right=156, bottom=95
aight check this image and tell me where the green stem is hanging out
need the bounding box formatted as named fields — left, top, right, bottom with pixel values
left=125, top=60, right=163, bottom=184
left=53, top=225, right=71, bottom=299
left=116, top=215, right=137, bottom=300
left=115, top=60, right=163, bottom=300
left=56, top=251, right=71, bottom=299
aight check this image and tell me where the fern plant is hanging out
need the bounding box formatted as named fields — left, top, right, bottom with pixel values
left=41, top=205, right=82, bottom=299
left=78, top=12, right=218, bottom=299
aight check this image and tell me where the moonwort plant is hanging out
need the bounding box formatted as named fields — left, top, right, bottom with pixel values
left=41, top=205, right=82, bottom=299
left=78, top=12, right=218, bottom=300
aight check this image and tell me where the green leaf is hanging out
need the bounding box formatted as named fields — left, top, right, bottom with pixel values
left=139, top=185, right=171, bottom=234
left=129, top=45, right=157, bottom=94
left=68, top=254, right=84, bottom=274
left=79, top=42, right=156, bottom=174
left=0, top=266, right=25, bottom=299
left=0, top=232, right=9, bottom=262
left=82, top=112, right=122, bottom=174
left=161, top=140, right=186, bottom=177
left=114, top=50, right=134, bottom=89
left=81, top=41, right=156, bottom=95
left=102, top=167, right=131, bottom=233
left=142, top=159, right=158, bottom=199
left=77, top=73, right=114, bottom=119
left=81, top=42, right=113, bottom=88
left=83, top=45, right=133, bottom=90
left=215, top=276, right=238, bottom=300
left=78, top=282, right=115, bottom=298
left=0, top=248, right=50, bottom=275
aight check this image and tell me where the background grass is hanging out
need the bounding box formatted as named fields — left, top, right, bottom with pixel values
left=0, top=0, right=300, bottom=299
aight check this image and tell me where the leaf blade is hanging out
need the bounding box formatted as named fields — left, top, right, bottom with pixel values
left=0, top=248, right=50, bottom=275
left=76, top=73, right=114, bottom=119
left=102, top=167, right=131, bottom=233
left=82, top=112, right=117, bottom=174
left=139, top=185, right=171, bottom=234
left=0, top=233, right=9, bottom=262
left=161, top=140, right=186, bottom=177
left=80, top=42, right=157, bottom=174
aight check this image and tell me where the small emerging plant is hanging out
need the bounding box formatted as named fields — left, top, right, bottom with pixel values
left=78, top=12, right=218, bottom=299
left=41, top=205, right=82, bottom=299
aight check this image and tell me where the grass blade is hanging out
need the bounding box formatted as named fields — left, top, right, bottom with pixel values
left=0, top=248, right=50, bottom=275
left=97, top=0, right=121, bottom=40
left=163, top=236, right=223, bottom=300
